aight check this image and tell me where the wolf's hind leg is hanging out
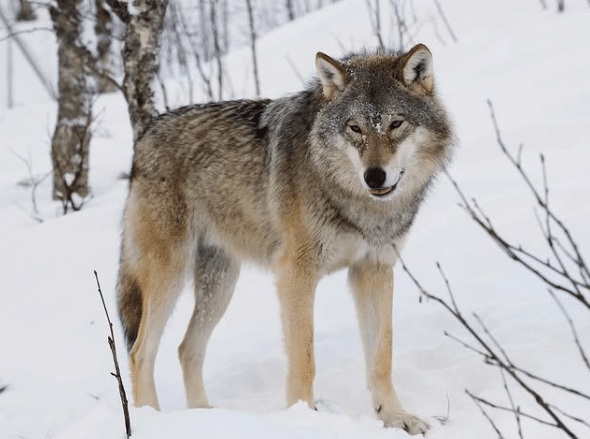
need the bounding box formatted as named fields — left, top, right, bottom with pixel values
left=348, top=262, right=430, bottom=435
left=130, top=255, right=186, bottom=410
left=178, top=245, right=240, bottom=408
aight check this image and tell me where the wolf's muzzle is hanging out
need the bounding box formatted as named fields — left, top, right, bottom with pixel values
left=366, top=168, right=404, bottom=198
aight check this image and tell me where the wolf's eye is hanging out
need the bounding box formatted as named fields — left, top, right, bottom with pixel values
left=389, top=120, right=403, bottom=130
left=349, top=124, right=362, bottom=134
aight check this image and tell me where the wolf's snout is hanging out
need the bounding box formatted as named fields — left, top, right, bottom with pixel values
left=364, top=167, right=386, bottom=189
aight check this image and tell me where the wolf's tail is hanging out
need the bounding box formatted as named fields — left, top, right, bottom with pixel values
left=117, top=258, right=142, bottom=352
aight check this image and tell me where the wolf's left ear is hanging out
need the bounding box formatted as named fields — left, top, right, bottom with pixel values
left=401, top=44, right=434, bottom=94
left=316, top=52, right=347, bottom=100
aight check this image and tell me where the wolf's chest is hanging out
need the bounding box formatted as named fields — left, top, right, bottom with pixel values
left=318, top=219, right=406, bottom=274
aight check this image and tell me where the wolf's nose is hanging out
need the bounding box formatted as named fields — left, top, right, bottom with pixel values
left=364, top=167, right=386, bottom=189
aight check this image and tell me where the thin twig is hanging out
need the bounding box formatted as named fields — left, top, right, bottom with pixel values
left=433, top=0, right=457, bottom=42
left=467, top=390, right=556, bottom=428
left=285, top=54, right=305, bottom=85
left=548, top=289, right=590, bottom=371
left=11, top=148, right=49, bottom=222
left=467, top=390, right=506, bottom=438
left=500, top=369, right=523, bottom=439
left=94, top=271, right=131, bottom=438
left=0, top=26, right=53, bottom=43
left=433, top=392, right=451, bottom=425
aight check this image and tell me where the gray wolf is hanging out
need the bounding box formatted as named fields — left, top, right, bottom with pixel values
left=117, top=43, right=453, bottom=435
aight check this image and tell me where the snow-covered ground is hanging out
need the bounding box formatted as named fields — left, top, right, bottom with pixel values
left=1, top=0, right=589, bottom=438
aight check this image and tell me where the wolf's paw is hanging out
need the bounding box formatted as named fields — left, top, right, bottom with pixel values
left=379, top=410, right=430, bottom=436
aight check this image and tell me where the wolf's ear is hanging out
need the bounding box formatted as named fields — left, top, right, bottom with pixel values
left=316, top=52, right=347, bottom=100
left=401, top=44, right=434, bottom=95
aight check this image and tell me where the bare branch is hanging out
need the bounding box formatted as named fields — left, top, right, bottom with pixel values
left=500, top=369, right=523, bottom=439
left=467, top=390, right=506, bottom=438
left=0, top=26, right=53, bottom=43
left=467, top=390, right=557, bottom=428
left=402, top=101, right=590, bottom=438
left=548, top=289, right=590, bottom=371
left=94, top=271, right=131, bottom=439
left=11, top=149, right=50, bottom=222
left=285, top=54, right=305, bottom=85
left=433, top=0, right=457, bottom=42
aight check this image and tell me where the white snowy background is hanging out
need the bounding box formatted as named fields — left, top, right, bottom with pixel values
left=0, top=0, right=589, bottom=438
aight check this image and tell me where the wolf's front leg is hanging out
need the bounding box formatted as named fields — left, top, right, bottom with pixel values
left=275, top=246, right=318, bottom=409
left=348, top=262, right=430, bottom=436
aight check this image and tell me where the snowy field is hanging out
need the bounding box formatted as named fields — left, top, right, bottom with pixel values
left=1, top=0, right=589, bottom=438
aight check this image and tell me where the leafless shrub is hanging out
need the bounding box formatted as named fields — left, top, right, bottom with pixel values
left=12, top=149, right=50, bottom=222
left=398, top=101, right=589, bottom=438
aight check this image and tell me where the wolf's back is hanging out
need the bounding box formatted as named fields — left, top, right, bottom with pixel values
left=117, top=99, right=279, bottom=351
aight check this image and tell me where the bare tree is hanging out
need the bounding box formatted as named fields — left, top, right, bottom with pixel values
left=162, top=1, right=194, bottom=103
left=177, top=5, right=215, bottom=101
left=94, top=0, right=117, bottom=93
left=245, top=0, right=260, bottom=96
left=49, top=0, right=93, bottom=210
left=557, top=0, right=565, bottom=12
left=286, top=0, right=296, bottom=20
left=210, top=0, right=224, bottom=100
left=106, top=0, right=169, bottom=143
left=199, top=0, right=211, bottom=60
left=365, top=0, right=384, bottom=49
left=222, top=0, right=229, bottom=53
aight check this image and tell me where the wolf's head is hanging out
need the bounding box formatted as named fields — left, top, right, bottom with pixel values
left=311, top=44, right=453, bottom=201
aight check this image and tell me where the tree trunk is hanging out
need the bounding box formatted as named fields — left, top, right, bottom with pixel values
left=16, top=0, right=37, bottom=21
left=50, top=0, right=92, bottom=211
left=286, top=0, right=295, bottom=21
left=199, top=0, right=210, bottom=61
left=95, top=0, right=117, bottom=93
left=120, top=0, right=169, bottom=143
left=245, top=0, right=260, bottom=96
left=210, top=0, right=223, bottom=100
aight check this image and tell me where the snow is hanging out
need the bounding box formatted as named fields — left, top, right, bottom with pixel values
left=1, top=0, right=589, bottom=438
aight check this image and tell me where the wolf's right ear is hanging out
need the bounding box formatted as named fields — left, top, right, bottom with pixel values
left=316, top=52, right=347, bottom=100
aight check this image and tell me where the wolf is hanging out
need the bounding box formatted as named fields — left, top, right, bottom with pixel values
left=117, top=43, right=453, bottom=435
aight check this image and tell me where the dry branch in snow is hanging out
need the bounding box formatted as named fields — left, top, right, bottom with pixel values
left=397, top=101, right=589, bottom=438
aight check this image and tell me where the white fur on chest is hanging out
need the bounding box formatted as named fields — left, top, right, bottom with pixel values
left=320, top=229, right=406, bottom=275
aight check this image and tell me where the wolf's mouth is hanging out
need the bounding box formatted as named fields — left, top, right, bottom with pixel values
left=368, top=169, right=404, bottom=198
left=369, top=185, right=396, bottom=197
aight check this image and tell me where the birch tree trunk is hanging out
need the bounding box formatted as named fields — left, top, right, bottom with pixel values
left=50, top=0, right=92, bottom=210
left=119, top=0, right=169, bottom=143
